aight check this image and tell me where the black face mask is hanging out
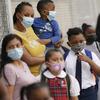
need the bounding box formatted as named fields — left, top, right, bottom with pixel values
left=87, top=35, right=97, bottom=45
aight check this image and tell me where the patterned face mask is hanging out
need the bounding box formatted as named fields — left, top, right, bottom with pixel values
left=71, top=42, right=86, bottom=53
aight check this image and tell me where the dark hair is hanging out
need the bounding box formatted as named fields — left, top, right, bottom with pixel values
left=20, top=82, right=49, bottom=100
left=67, top=27, right=83, bottom=40
left=96, top=14, right=100, bottom=42
left=45, top=49, right=62, bottom=61
left=37, top=0, right=53, bottom=13
left=13, top=2, right=32, bottom=24
left=1, top=34, right=22, bottom=74
left=82, top=23, right=91, bottom=34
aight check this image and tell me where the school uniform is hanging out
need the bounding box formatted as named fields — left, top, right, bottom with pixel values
left=32, top=17, right=61, bottom=48
left=42, top=70, right=80, bottom=100
left=65, top=49, right=100, bottom=100
left=85, top=41, right=100, bottom=100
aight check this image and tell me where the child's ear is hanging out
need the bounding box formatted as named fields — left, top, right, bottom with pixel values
left=45, top=62, right=49, bottom=66
left=45, top=62, right=51, bottom=68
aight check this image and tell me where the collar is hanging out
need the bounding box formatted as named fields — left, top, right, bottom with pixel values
left=70, top=49, right=85, bottom=55
left=43, top=70, right=67, bottom=78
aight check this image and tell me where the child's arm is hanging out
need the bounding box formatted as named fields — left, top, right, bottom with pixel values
left=71, top=96, right=78, bottom=100
left=50, top=20, right=61, bottom=44
left=77, top=52, right=100, bottom=76
left=69, top=75, right=80, bottom=99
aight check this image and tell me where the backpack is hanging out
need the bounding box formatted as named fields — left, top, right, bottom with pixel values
left=41, top=70, right=71, bottom=100
left=63, top=48, right=92, bottom=60
left=63, top=48, right=93, bottom=73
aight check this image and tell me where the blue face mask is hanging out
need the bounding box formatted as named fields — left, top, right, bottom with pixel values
left=22, top=16, right=34, bottom=28
left=47, top=11, right=56, bottom=21
left=7, top=48, right=23, bottom=60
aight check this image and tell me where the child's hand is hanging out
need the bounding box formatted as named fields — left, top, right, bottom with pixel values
left=77, top=52, right=92, bottom=63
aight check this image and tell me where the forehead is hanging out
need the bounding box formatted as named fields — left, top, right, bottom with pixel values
left=7, top=38, right=21, bottom=46
left=21, top=5, right=34, bottom=15
left=30, top=87, right=50, bottom=100
left=69, top=33, right=85, bottom=43
left=50, top=52, right=63, bottom=58
left=43, top=2, right=55, bottom=10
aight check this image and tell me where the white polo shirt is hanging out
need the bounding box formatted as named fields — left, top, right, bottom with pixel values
left=65, top=49, right=100, bottom=89
left=43, top=70, right=80, bottom=96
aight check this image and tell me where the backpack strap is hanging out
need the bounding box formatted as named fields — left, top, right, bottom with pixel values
left=84, top=49, right=92, bottom=59
left=66, top=74, right=71, bottom=100
left=95, top=42, right=100, bottom=53
left=41, top=68, right=48, bottom=82
left=61, top=46, right=70, bottom=60
left=84, top=49, right=96, bottom=75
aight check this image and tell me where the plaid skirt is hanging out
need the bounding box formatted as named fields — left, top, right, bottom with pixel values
left=48, top=77, right=69, bottom=100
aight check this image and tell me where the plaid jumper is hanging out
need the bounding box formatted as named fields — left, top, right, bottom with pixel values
left=48, top=77, right=69, bottom=100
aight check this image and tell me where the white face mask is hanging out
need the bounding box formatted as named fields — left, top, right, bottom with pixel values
left=7, top=48, right=23, bottom=60
left=47, top=11, right=56, bottom=21
left=22, top=16, right=34, bottom=28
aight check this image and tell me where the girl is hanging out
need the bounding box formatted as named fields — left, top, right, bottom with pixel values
left=20, top=82, right=53, bottom=100
left=41, top=49, right=80, bottom=100
left=1, top=34, right=38, bottom=100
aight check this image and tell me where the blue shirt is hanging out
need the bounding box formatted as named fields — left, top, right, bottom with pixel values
left=32, top=17, right=61, bottom=47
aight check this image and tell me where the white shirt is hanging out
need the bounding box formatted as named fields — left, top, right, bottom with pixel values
left=43, top=70, right=80, bottom=96
left=65, top=49, right=100, bottom=89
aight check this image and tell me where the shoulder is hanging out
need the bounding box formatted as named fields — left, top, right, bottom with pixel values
left=68, top=74, right=79, bottom=84
left=4, top=63, right=15, bottom=71
left=34, top=17, right=43, bottom=23
left=50, top=20, right=59, bottom=25
left=84, top=49, right=99, bottom=59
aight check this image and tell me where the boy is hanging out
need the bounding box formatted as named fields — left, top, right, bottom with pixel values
left=32, top=0, right=61, bottom=49
left=65, top=27, right=100, bottom=100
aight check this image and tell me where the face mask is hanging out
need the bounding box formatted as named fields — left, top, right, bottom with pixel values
left=49, top=63, right=65, bottom=72
left=7, top=48, right=23, bottom=60
left=47, top=11, right=56, bottom=21
left=87, top=35, right=97, bottom=44
left=22, top=16, right=34, bottom=28
left=71, top=42, right=86, bottom=53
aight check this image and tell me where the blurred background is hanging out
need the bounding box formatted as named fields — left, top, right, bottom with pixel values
left=0, top=0, right=100, bottom=45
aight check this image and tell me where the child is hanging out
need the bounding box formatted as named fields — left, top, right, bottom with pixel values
left=20, top=82, right=53, bottom=100
left=41, top=49, right=80, bottom=100
left=65, top=27, right=100, bottom=100
left=32, top=0, right=61, bottom=49
left=1, top=34, right=38, bottom=100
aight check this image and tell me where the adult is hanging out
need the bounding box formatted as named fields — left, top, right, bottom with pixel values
left=13, top=2, right=46, bottom=76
